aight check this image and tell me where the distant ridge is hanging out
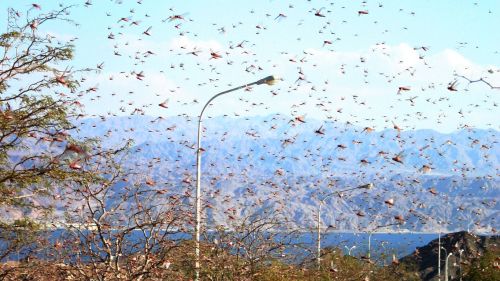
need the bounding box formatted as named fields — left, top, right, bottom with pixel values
left=400, top=231, right=500, bottom=280
left=73, top=115, right=499, bottom=233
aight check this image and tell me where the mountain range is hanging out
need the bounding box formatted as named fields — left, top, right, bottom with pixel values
left=74, top=115, right=499, bottom=233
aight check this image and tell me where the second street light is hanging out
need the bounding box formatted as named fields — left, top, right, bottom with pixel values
left=444, top=252, right=453, bottom=281
left=316, top=183, right=374, bottom=269
left=367, top=221, right=403, bottom=261
left=194, top=75, right=279, bottom=280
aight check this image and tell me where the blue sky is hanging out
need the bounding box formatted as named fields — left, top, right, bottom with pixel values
left=1, top=0, right=499, bottom=132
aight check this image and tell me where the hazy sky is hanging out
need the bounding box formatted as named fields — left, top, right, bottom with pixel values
left=1, top=0, right=499, bottom=132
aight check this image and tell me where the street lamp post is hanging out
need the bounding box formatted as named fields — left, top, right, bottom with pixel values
left=344, top=245, right=356, bottom=256
left=381, top=241, right=388, bottom=266
left=438, top=232, right=442, bottom=281
left=458, top=249, right=464, bottom=281
left=439, top=246, right=448, bottom=281
left=366, top=222, right=400, bottom=261
left=316, top=183, right=373, bottom=269
left=444, top=252, right=453, bottom=281
left=194, top=75, right=279, bottom=280
left=368, top=231, right=373, bottom=260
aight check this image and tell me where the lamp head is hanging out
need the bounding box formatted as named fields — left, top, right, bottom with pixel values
left=359, top=183, right=374, bottom=189
left=256, top=75, right=280, bottom=86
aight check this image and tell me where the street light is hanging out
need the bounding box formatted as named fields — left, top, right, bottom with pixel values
left=194, top=75, right=279, bottom=280
left=344, top=245, right=357, bottom=256
left=458, top=249, right=464, bottom=281
left=444, top=252, right=453, bottom=281
left=316, top=183, right=373, bottom=269
left=439, top=246, right=447, bottom=281
left=438, top=231, right=442, bottom=281
left=367, top=222, right=400, bottom=260
left=380, top=241, right=388, bottom=266
left=458, top=249, right=465, bottom=281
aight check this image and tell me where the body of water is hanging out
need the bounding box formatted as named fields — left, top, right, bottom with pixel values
left=309, top=232, right=437, bottom=260
left=1, top=230, right=442, bottom=262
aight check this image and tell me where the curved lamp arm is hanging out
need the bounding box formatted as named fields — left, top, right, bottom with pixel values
left=198, top=75, right=279, bottom=121
left=193, top=75, right=279, bottom=281
left=319, top=183, right=374, bottom=204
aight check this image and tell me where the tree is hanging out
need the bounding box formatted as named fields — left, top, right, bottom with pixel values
left=463, top=248, right=500, bottom=281
left=48, top=149, right=189, bottom=280
left=201, top=206, right=301, bottom=280
left=0, top=4, right=98, bottom=261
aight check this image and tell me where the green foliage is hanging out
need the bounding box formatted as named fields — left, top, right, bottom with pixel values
left=1, top=7, right=80, bottom=210
left=0, top=31, right=20, bottom=48
left=464, top=250, right=500, bottom=281
left=0, top=5, right=101, bottom=261
left=11, top=218, right=39, bottom=229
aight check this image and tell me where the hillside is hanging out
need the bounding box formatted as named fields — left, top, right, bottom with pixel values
left=400, top=231, right=500, bottom=280
left=73, top=115, right=499, bottom=233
